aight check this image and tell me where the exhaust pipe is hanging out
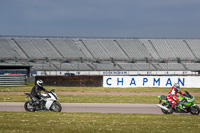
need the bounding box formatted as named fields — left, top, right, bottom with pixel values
left=157, top=104, right=169, bottom=111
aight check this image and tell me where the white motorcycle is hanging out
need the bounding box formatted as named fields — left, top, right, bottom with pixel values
left=24, top=89, right=62, bottom=112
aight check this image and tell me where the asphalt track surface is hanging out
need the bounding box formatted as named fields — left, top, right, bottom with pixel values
left=0, top=102, right=162, bottom=114
left=0, top=102, right=198, bottom=115
left=1, top=102, right=199, bottom=114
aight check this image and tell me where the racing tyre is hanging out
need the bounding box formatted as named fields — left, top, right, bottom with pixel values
left=161, top=103, right=173, bottom=114
left=24, top=100, right=36, bottom=112
left=190, top=105, right=199, bottom=115
left=50, top=101, right=62, bottom=112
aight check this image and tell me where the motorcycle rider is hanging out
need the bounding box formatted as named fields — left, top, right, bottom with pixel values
left=167, top=83, right=185, bottom=110
left=30, top=79, right=49, bottom=109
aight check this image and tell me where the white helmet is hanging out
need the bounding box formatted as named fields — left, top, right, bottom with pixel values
left=174, top=83, right=180, bottom=92
left=37, top=80, right=43, bottom=87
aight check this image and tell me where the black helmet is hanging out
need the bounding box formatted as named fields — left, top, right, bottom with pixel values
left=36, top=80, right=43, bottom=87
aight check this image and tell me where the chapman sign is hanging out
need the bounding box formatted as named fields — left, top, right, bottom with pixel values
left=103, top=76, right=200, bottom=88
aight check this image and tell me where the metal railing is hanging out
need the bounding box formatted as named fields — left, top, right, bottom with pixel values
left=0, top=75, right=27, bottom=86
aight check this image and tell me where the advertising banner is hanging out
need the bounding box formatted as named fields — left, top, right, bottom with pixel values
left=103, top=76, right=200, bottom=88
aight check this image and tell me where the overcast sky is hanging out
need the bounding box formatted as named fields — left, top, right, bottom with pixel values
left=0, top=0, right=200, bottom=38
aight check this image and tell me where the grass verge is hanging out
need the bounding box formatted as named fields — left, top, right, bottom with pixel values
left=0, top=112, right=200, bottom=133
left=1, top=94, right=200, bottom=104
left=1, top=85, right=200, bottom=93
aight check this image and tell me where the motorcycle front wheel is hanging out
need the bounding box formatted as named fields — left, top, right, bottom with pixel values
left=190, top=105, right=199, bottom=115
left=24, top=100, right=36, bottom=112
left=50, top=101, right=62, bottom=112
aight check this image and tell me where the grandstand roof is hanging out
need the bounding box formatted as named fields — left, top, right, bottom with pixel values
left=0, top=36, right=200, bottom=72
left=1, top=35, right=200, bottom=40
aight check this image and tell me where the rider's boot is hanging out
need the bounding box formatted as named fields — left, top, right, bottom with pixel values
left=170, top=105, right=176, bottom=112
left=32, top=102, right=40, bottom=111
left=172, top=104, right=180, bottom=112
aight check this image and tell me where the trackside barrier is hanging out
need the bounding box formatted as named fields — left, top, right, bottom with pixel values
left=103, top=76, right=200, bottom=88
left=35, top=76, right=103, bottom=87
left=0, top=75, right=27, bottom=86
left=35, top=75, right=200, bottom=88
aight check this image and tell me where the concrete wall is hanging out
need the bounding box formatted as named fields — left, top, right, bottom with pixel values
left=35, top=76, right=103, bottom=87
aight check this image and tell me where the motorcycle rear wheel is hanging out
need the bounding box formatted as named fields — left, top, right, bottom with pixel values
left=50, top=101, right=62, bottom=112
left=161, top=103, right=173, bottom=114
left=190, top=105, right=199, bottom=115
left=24, top=100, right=36, bottom=112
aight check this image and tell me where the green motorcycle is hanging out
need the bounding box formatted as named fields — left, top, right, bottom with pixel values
left=157, top=91, right=199, bottom=115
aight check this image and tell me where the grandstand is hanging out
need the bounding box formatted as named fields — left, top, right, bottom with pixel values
left=0, top=36, right=200, bottom=76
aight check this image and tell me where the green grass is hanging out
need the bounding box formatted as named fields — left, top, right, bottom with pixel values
left=0, top=82, right=200, bottom=103
left=1, top=94, right=200, bottom=104
left=0, top=83, right=200, bottom=132
left=1, top=85, right=200, bottom=93
left=0, top=95, right=157, bottom=103
left=0, top=112, right=200, bottom=133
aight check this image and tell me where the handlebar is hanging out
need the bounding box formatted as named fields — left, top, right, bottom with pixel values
left=45, top=89, right=55, bottom=93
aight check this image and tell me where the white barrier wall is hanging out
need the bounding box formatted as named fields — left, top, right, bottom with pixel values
left=103, top=76, right=200, bottom=88
left=37, top=71, right=197, bottom=76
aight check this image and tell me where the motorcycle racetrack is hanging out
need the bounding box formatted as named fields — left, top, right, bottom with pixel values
left=0, top=102, right=161, bottom=114
left=0, top=85, right=200, bottom=115
left=1, top=102, right=199, bottom=114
